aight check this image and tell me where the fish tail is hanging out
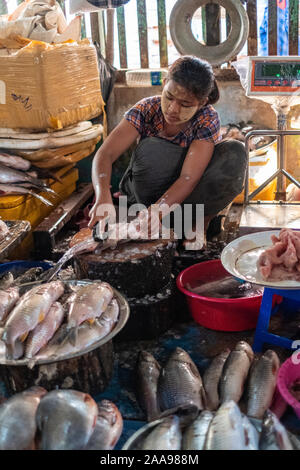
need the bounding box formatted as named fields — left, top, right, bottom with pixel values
left=28, top=190, right=53, bottom=207
left=0, top=327, right=5, bottom=341
left=66, top=326, right=78, bottom=347
left=27, top=358, right=37, bottom=370
left=5, top=342, right=15, bottom=360
left=38, top=186, right=60, bottom=198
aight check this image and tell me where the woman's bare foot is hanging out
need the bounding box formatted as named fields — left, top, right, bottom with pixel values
left=182, top=215, right=213, bottom=251
left=182, top=231, right=207, bottom=251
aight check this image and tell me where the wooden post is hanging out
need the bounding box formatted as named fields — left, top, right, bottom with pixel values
left=0, top=0, right=7, bottom=15
left=289, top=0, right=299, bottom=55
left=205, top=3, right=221, bottom=46
left=90, top=11, right=101, bottom=45
left=106, top=8, right=115, bottom=65
left=137, top=0, right=149, bottom=69
left=157, top=0, right=168, bottom=68
left=247, top=0, right=258, bottom=56
left=99, top=10, right=107, bottom=58
left=268, top=0, right=278, bottom=55
left=117, top=6, right=128, bottom=68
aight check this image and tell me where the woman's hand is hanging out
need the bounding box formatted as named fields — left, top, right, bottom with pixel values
left=135, top=205, right=162, bottom=239
left=88, top=197, right=116, bottom=238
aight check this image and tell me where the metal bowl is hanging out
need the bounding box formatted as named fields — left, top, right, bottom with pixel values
left=122, top=418, right=165, bottom=450
left=249, top=138, right=276, bottom=157
left=0, top=279, right=130, bottom=367
left=0, top=220, right=31, bottom=262
left=122, top=415, right=300, bottom=450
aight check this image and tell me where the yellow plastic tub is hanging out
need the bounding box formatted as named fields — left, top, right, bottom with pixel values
left=234, top=144, right=277, bottom=204
left=0, top=165, right=78, bottom=259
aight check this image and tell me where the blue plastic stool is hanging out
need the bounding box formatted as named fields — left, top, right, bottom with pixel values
left=252, top=288, right=300, bottom=352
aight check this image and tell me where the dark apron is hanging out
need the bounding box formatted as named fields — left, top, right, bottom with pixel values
left=119, top=136, right=247, bottom=216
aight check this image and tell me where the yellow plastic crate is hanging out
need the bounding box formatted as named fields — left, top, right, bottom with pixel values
left=0, top=165, right=78, bottom=259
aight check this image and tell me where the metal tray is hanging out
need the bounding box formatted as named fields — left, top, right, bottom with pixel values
left=0, top=279, right=130, bottom=367
left=220, top=230, right=300, bottom=290
left=122, top=415, right=300, bottom=450
left=122, top=418, right=165, bottom=450
left=0, top=220, right=31, bottom=262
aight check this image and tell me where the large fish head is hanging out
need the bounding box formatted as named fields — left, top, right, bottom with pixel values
left=234, top=341, right=254, bottom=362
left=169, top=347, right=201, bottom=379
left=97, top=400, right=123, bottom=428
left=263, top=350, right=280, bottom=373
left=138, top=351, right=161, bottom=371
left=23, top=386, right=48, bottom=400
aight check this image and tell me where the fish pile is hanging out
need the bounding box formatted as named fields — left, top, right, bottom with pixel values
left=0, top=280, right=119, bottom=364
left=136, top=343, right=280, bottom=422
left=0, top=154, right=60, bottom=206
left=185, top=276, right=264, bottom=299
left=128, top=404, right=296, bottom=451
left=258, top=228, right=300, bottom=282
left=42, top=220, right=159, bottom=283
left=0, top=387, right=123, bottom=450
left=0, top=267, right=45, bottom=289
left=0, top=219, right=9, bottom=243
left=133, top=343, right=298, bottom=450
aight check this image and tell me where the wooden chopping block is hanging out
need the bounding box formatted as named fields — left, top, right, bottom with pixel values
left=0, top=341, right=113, bottom=396
left=74, top=237, right=177, bottom=299
left=115, top=280, right=175, bottom=341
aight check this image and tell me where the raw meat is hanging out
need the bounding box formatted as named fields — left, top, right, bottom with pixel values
left=257, top=228, right=300, bottom=281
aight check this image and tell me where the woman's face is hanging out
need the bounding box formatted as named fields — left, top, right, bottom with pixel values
left=161, top=79, right=206, bottom=126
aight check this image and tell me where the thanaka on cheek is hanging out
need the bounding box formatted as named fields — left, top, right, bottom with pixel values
left=161, top=93, right=198, bottom=125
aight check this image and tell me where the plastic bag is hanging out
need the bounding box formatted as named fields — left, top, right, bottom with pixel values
left=94, top=42, right=116, bottom=105
left=69, top=0, right=131, bottom=14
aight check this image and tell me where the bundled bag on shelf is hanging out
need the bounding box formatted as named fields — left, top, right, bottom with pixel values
left=0, top=39, right=105, bottom=130
left=70, top=0, right=131, bottom=14
left=0, top=0, right=81, bottom=43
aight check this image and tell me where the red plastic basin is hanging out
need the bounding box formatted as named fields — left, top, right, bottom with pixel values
left=176, top=259, right=264, bottom=332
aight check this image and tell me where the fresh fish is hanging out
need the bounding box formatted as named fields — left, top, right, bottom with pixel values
left=40, top=237, right=99, bottom=282
left=36, top=298, right=119, bottom=360
left=0, top=163, right=56, bottom=197
left=287, top=431, right=300, bottom=450
left=219, top=341, right=254, bottom=404
left=259, top=410, right=293, bottom=450
left=14, top=267, right=44, bottom=286
left=0, top=386, right=47, bottom=450
left=0, top=184, right=53, bottom=206
left=182, top=410, right=214, bottom=450
left=186, top=277, right=263, bottom=299
left=66, top=282, right=114, bottom=345
left=246, top=350, right=280, bottom=419
left=157, top=347, right=206, bottom=412
left=241, top=414, right=259, bottom=450
left=157, top=403, right=200, bottom=427
left=140, top=416, right=182, bottom=450
left=203, top=349, right=230, bottom=410
left=0, top=340, right=6, bottom=359
left=0, top=152, right=31, bottom=171
left=0, top=287, right=19, bottom=323
left=205, top=401, right=247, bottom=450
left=25, top=302, right=65, bottom=360
left=0, top=272, right=14, bottom=289
left=136, top=351, right=161, bottom=422
left=84, top=400, right=123, bottom=450
left=1, top=281, right=64, bottom=359
left=36, top=389, right=98, bottom=450
left=0, top=219, right=9, bottom=241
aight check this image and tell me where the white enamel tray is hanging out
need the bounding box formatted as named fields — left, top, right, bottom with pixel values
left=220, top=230, right=300, bottom=290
